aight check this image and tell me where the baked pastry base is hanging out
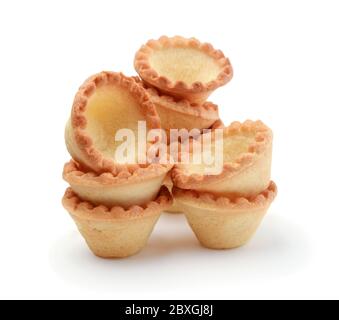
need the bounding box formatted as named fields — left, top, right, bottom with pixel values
left=63, top=160, right=172, bottom=208
left=172, top=120, right=273, bottom=198
left=174, top=181, right=277, bottom=249
left=144, top=86, right=219, bottom=138
left=135, top=36, right=233, bottom=104
left=62, top=187, right=172, bottom=258
left=65, top=71, right=161, bottom=173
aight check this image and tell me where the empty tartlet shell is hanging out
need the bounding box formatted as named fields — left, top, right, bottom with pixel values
left=143, top=86, right=220, bottom=137
left=65, top=71, right=161, bottom=174
left=172, top=120, right=273, bottom=197
left=62, top=186, right=173, bottom=258
left=63, top=160, right=173, bottom=208
left=134, top=36, right=233, bottom=104
left=174, top=181, right=277, bottom=249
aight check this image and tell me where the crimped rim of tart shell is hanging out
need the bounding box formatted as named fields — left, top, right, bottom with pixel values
left=62, top=186, right=173, bottom=221
left=174, top=181, right=277, bottom=211
left=63, top=160, right=173, bottom=208
left=134, top=36, right=233, bottom=102
left=172, top=120, right=273, bottom=192
left=63, top=160, right=172, bottom=187
left=174, top=181, right=277, bottom=250
left=62, top=186, right=172, bottom=258
left=145, top=85, right=219, bottom=120
left=67, top=71, right=161, bottom=174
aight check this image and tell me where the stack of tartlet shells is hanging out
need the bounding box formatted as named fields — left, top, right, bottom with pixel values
left=63, top=71, right=173, bottom=258
left=62, top=36, right=277, bottom=258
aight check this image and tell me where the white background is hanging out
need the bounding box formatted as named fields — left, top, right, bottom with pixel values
left=0, top=0, right=338, bottom=300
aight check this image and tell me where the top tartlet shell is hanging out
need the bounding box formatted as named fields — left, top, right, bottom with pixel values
left=134, top=36, right=233, bottom=103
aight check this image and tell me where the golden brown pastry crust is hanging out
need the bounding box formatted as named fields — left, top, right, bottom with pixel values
left=174, top=181, right=277, bottom=249
left=63, top=186, right=172, bottom=220
left=63, top=160, right=171, bottom=187
left=172, top=120, right=273, bottom=197
left=133, top=76, right=224, bottom=139
left=66, top=71, right=161, bottom=174
left=173, top=181, right=277, bottom=210
left=63, top=160, right=172, bottom=208
left=145, top=84, right=219, bottom=119
left=146, top=86, right=220, bottom=130
left=62, top=186, right=172, bottom=258
left=134, top=36, right=233, bottom=103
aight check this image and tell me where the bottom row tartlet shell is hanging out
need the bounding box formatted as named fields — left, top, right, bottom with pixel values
left=174, top=181, right=277, bottom=249
left=62, top=186, right=173, bottom=258
left=134, top=36, right=233, bottom=104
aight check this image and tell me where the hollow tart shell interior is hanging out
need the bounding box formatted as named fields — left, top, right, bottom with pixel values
left=65, top=72, right=161, bottom=173
left=135, top=36, right=233, bottom=103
